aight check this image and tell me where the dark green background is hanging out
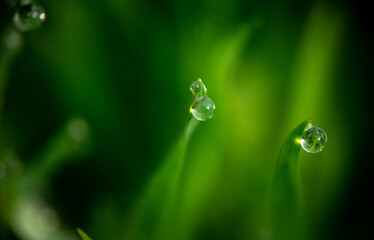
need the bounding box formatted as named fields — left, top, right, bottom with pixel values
left=0, top=0, right=372, bottom=239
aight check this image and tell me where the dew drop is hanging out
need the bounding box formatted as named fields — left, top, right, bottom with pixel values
left=13, top=3, right=46, bottom=32
left=190, top=78, right=207, bottom=97
left=300, top=126, right=327, bottom=153
left=190, top=81, right=201, bottom=95
left=191, top=96, right=215, bottom=121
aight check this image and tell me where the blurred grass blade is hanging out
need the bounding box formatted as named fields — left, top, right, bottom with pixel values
left=77, top=228, right=92, bottom=240
left=271, top=119, right=311, bottom=240
left=4, top=118, right=92, bottom=240
left=0, top=25, right=23, bottom=115
left=25, top=117, right=92, bottom=190
left=123, top=114, right=199, bottom=240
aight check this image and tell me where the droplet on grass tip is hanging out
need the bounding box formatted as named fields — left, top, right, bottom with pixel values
left=301, top=126, right=327, bottom=153
left=190, top=78, right=207, bottom=97
left=13, top=2, right=46, bottom=32
left=191, top=96, right=215, bottom=121
left=189, top=78, right=215, bottom=121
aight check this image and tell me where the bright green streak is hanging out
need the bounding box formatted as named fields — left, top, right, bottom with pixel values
left=271, top=120, right=311, bottom=240
left=122, top=113, right=199, bottom=240
left=77, top=228, right=93, bottom=240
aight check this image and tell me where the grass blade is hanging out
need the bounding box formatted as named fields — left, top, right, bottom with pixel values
left=271, top=119, right=311, bottom=240
left=122, top=114, right=199, bottom=240
left=77, top=228, right=92, bottom=240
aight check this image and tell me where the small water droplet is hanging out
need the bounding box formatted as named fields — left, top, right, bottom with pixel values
left=190, top=78, right=207, bottom=97
left=191, top=96, right=215, bottom=121
left=190, top=81, right=201, bottom=95
left=13, top=3, right=46, bottom=32
left=301, top=126, right=327, bottom=153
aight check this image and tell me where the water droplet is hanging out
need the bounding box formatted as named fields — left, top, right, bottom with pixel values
left=191, top=96, right=215, bottom=121
left=190, top=81, right=201, bottom=95
left=13, top=3, right=46, bottom=32
left=301, top=126, right=327, bottom=153
left=190, top=78, right=207, bottom=97
left=189, top=78, right=215, bottom=121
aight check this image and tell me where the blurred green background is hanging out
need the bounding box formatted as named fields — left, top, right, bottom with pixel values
left=0, top=0, right=372, bottom=239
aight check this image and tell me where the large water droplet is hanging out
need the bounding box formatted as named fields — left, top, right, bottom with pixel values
left=301, top=126, right=327, bottom=153
left=13, top=3, right=46, bottom=32
left=191, top=96, right=215, bottom=121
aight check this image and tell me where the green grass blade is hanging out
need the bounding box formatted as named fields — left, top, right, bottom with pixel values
left=77, top=228, right=92, bottom=240
left=24, top=117, right=91, bottom=190
left=271, top=119, right=311, bottom=240
left=122, top=113, right=199, bottom=240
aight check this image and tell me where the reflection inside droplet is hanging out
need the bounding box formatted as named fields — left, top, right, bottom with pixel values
left=300, top=126, right=327, bottom=153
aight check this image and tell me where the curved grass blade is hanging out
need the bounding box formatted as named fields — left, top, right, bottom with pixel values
left=77, top=228, right=93, bottom=240
left=271, top=119, right=311, bottom=240
left=0, top=118, right=91, bottom=240
left=24, top=117, right=92, bottom=190
left=122, top=114, right=199, bottom=240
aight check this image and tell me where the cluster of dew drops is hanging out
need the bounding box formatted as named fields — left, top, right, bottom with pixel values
left=189, top=78, right=215, bottom=121
left=8, top=0, right=46, bottom=32
left=188, top=79, right=328, bottom=154
left=6, top=0, right=329, bottom=155
left=5, top=0, right=329, bottom=154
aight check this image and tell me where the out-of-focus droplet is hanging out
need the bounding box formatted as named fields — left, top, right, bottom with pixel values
left=4, top=30, right=22, bottom=49
left=191, top=96, right=215, bottom=121
left=68, top=118, right=89, bottom=143
left=301, top=126, right=327, bottom=153
left=13, top=3, right=46, bottom=32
